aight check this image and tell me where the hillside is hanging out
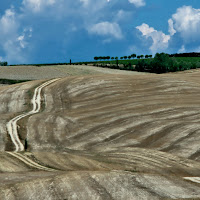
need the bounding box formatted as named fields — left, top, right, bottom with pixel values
left=0, top=64, right=146, bottom=80
left=1, top=66, right=200, bottom=199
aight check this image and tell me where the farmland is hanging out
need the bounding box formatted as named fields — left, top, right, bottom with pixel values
left=1, top=64, right=200, bottom=199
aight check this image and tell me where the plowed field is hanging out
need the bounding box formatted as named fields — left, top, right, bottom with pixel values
left=1, top=66, right=200, bottom=199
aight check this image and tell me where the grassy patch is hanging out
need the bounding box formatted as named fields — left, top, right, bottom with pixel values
left=0, top=79, right=31, bottom=85
left=173, top=57, right=200, bottom=63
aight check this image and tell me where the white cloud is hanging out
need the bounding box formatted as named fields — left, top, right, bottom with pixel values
left=168, top=19, right=176, bottom=36
left=17, top=28, right=32, bottom=49
left=0, top=8, right=33, bottom=63
left=178, top=45, right=185, bottom=53
left=115, top=10, right=132, bottom=22
left=136, top=23, right=154, bottom=36
left=80, top=0, right=110, bottom=7
left=169, top=6, right=200, bottom=42
left=0, top=8, right=18, bottom=35
left=17, top=35, right=25, bottom=48
left=128, top=0, right=145, bottom=7
left=136, top=23, right=170, bottom=53
left=89, top=22, right=123, bottom=39
left=22, top=0, right=55, bottom=12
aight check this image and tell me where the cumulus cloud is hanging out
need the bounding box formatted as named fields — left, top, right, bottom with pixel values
left=168, top=19, right=176, bottom=36
left=0, top=7, right=33, bottom=63
left=0, top=8, right=18, bottom=35
left=115, top=10, right=132, bottom=22
left=0, top=0, right=148, bottom=64
left=136, top=23, right=170, bottom=53
left=89, top=22, right=123, bottom=39
left=128, top=0, right=145, bottom=7
left=22, top=0, right=55, bottom=12
left=169, top=6, right=200, bottom=42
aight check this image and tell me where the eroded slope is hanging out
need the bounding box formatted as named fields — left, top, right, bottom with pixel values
left=1, top=71, right=200, bottom=199
left=21, top=74, right=200, bottom=161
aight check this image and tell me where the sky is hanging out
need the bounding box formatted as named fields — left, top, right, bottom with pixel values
left=0, top=0, right=200, bottom=64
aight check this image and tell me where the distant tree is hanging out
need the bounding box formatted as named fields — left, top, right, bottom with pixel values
left=124, top=56, right=127, bottom=60
left=128, top=56, right=131, bottom=59
left=120, top=57, right=124, bottom=60
left=70, top=59, right=72, bottom=64
left=111, top=57, right=114, bottom=60
left=131, top=54, right=136, bottom=59
left=107, top=56, right=110, bottom=60
left=116, top=57, right=119, bottom=68
left=137, top=55, right=141, bottom=59
left=0, top=61, right=8, bottom=66
left=94, top=57, right=99, bottom=61
left=140, top=55, right=144, bottom=59
left=99, top=56, right=103, bottom=61
left=149, top=55, right=152, bottom=58
left=145, top=55, right=149, bottom=59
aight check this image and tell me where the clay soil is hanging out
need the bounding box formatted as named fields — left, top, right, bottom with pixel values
left=1, top=66, right=200, bottom=199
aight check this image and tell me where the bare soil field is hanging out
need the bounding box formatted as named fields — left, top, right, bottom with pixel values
left=0, top=65, right=146, bottom=80
left=1, top=66, right=200, bottom=199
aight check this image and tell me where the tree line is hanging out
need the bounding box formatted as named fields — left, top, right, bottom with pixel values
left=94, top=54, right=152, bottom=61
left=92, top=52, right=200, bottom=74
left=169, top=52, right=200, bottom=57
left=136, top=53, right=200, bottom=73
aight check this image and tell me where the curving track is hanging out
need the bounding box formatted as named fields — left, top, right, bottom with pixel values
left=6, top=78, right=60, bottom=152
left=6, top=152, right=58, bottom=172
left=6, top=78, right=60, bottom=172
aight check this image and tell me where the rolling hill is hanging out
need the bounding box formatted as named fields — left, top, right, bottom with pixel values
left=1, top=65, right=200, bottom=199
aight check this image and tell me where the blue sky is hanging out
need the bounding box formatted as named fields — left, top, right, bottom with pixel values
left=0, top=0, right=200, bottom=64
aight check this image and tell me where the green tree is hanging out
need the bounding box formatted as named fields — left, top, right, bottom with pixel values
left=0, top=61, right=7, bottom=66
left=140, top=55, right=144, bottom=59
left=131, top=54, right=136, bottom=59
left=94, top=56, right=99, bottom=61
left=137, top=55, right=141, bottom=59
left=145, top=55, right=149, bottom=59
left=115, top=57, right=119, bottom=68
left=128, top=56, right=131, bottom=59
left=151, top=53, right=173, bottom=73
left=120, top=57, right=124, bottom=60
left=135, top=59, right=149, bottom=72
left=124, top=56, right=127, bottom=60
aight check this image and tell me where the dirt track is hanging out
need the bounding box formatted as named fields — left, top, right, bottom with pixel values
left=1, top=66, right=200, bottom=199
